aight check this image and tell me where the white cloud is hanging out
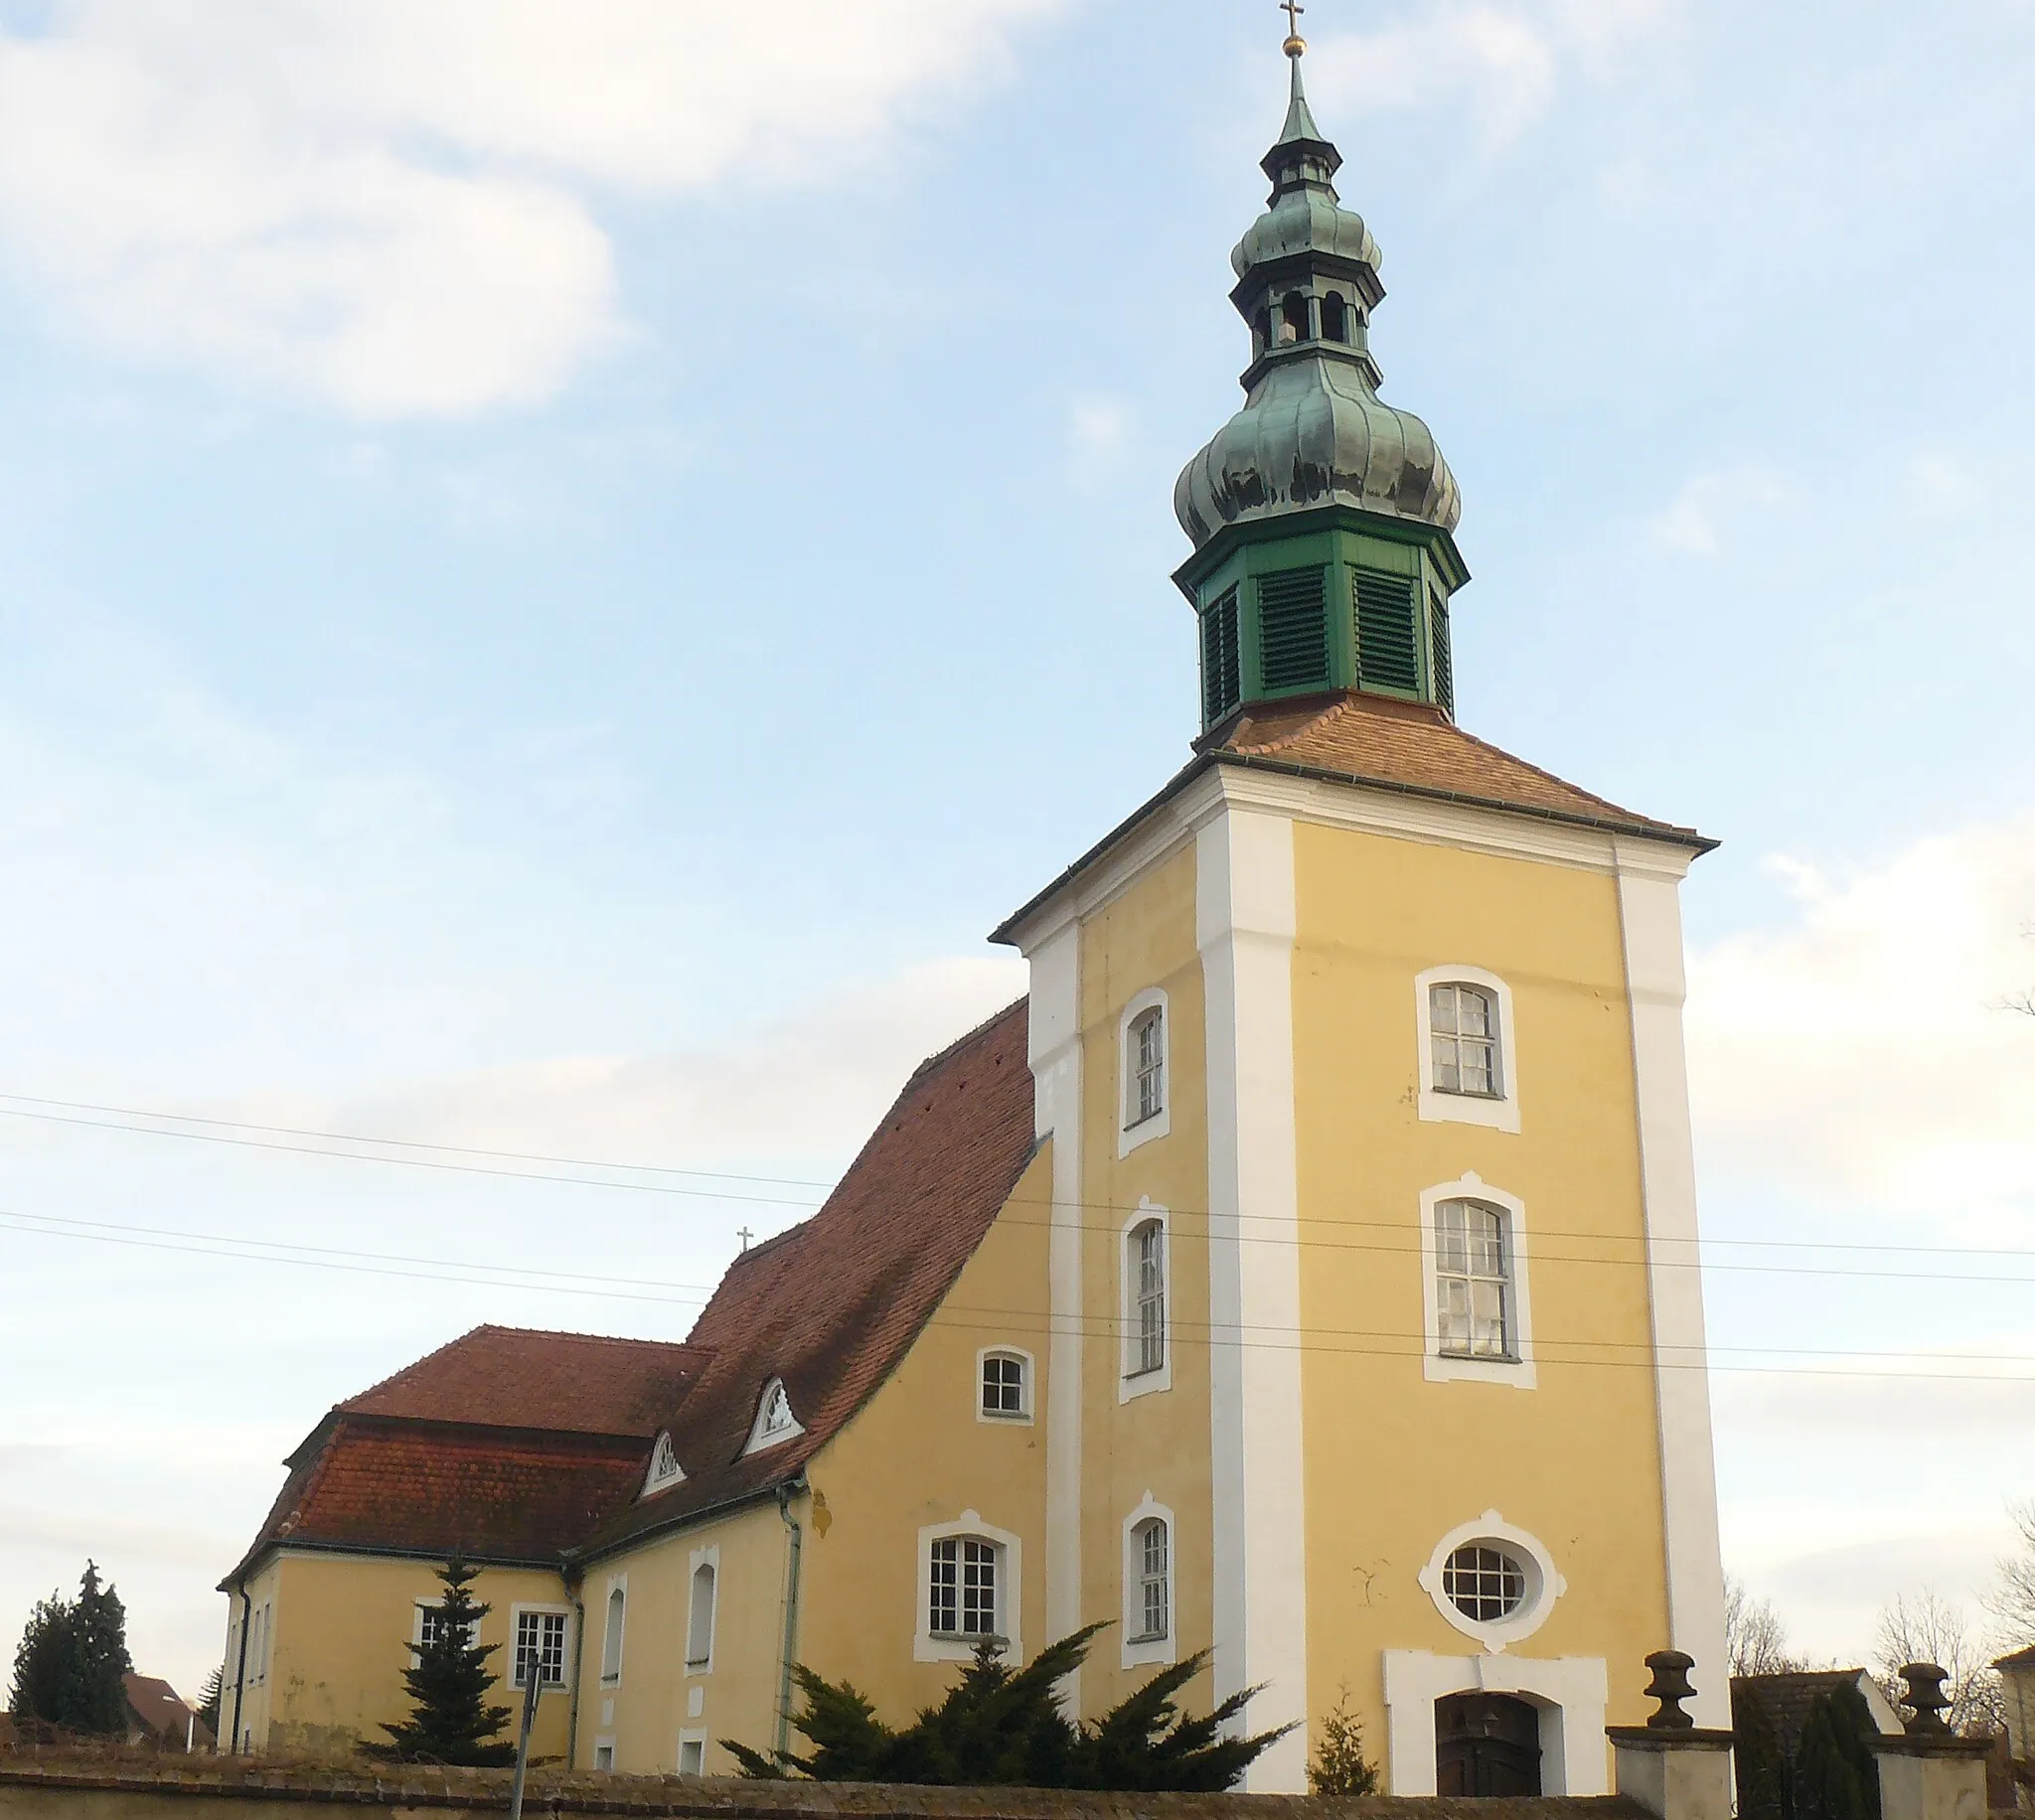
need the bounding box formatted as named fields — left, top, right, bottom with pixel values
left=0, top=0, right=1062, bottom=417
left=1686, top=814, right=2035, bottom=1223
left=1648, top=464, right=1794, bottom=555
left=1305, top=0, right=1669, bottom=148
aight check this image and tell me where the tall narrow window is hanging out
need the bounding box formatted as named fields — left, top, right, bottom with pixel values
left=600, top=1586, right=626, bottom=1683
left=1129, top=1005, right=1165, bottom=1127
left=686, top=1563, right=716, bottom=1671
left=929, top=1537, right=1000, bottom=1638
left=1434, top=1200, right=1513, bottom=1360
left=1430, top=982, right=1500, bottom=1097
left=1132, top=1220, right=1166, bottom=1376
left=514, top=1611, right=567, bottom=1688
left=1280, top=291, right=1308, bottom=344
left=1321, top=291, right=1348, bottom=343
left=1131, top=1519, right=1170, bottom=1641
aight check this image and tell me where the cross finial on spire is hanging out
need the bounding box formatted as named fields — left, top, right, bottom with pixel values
left=1280, top=0, right=1307, bottom=58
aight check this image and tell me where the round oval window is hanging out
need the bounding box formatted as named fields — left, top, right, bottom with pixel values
left=1443, top=1543, right=1527, bottom=1622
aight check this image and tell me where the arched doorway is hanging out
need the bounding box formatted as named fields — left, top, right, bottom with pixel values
left=1435, top=1692, right=1543, bottom=1796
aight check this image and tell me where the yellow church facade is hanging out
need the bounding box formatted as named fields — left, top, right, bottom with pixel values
left=219, top=43, right=1728, bottom=1800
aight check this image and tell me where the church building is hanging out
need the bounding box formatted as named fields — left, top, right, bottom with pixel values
left=219, top=37, right=1730, bottom=1797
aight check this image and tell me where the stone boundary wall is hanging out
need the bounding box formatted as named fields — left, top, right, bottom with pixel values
left=0, top=1753, right=1647, bottom=1820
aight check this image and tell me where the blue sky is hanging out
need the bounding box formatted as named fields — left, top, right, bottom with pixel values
left=0, top=0, right=2031, bottom=1696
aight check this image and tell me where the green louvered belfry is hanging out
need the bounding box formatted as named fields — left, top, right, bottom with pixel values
left=1178, top=506, right=1469, bottom=733
left=1171, top=55, right=1473, bottom=736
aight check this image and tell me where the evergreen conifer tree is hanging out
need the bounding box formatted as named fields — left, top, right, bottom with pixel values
left=9, top=1591, right=73, bottom=1725
left=1795, top=1685, right=1882, bottom=1820
left=370, top=1558, right=515, bottom=1765
left=198, top=1666, right=225, bottom=1740
left=1307, top=1686, right=1381, bottom=1796
left=722, top=1623, right=1290, bottom=1790
left=8, top=1564, right=132, bottom=1735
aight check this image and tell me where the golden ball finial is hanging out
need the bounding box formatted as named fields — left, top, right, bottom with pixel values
left=1283, top=32, right=1307, bottom=57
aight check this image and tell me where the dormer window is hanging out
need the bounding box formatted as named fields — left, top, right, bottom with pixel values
left=642, top=1432, right=684, bottom=1497
left=742, top=1378, right=804, bottom=1455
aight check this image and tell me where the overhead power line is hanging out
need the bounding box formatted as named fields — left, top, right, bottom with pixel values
left=5, top=1208, right=2035, bottom=1387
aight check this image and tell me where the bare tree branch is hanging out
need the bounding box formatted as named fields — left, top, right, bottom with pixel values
left=1726, top=1573, right=1805, bottom=1676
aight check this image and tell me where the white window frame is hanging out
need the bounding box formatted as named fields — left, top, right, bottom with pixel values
left=1117, top=986, right=1172, bottom=1156
left=741, top=1378, right=805, bottom=1455
left=685, top=1546, right=718, bottom=1675
left=914, top=1511, right=1022, bottom=1663
left=592, top=1740, right=615, bottom=1772
left=1120, top=1493, right=1177, bottom=1669
left=643, top=1431, right=685, bottom=1496
left=1414, top=965, right=1520, bottom=1134
left=975, top=1346, right=1034, bottom=1425
left=1418, top=1174, right=1536, bottom=1389
left=1119, top=1199, right=1173, bottom=1401
left=598, top=1575, right=627, bottom=1686
left=509, top=1603, right=571, bottom=1690
left=677, top=1730, right=707, bottom=1776
left=411, top=1597, right=476, bottom=1667
left=1417, top=1510, right=1566, bottom=1652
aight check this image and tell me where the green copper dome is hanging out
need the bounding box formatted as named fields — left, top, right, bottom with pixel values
left=1174, top=60, right=1461, bottom=546
left=1173, top=54, right=1469, bottom=734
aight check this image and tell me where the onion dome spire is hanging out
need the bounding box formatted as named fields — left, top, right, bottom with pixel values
left=1173, top=21, right=1469, bottom=735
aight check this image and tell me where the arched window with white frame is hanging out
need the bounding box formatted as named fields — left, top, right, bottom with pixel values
left=1118, top=987, right=1172, bottom=1155
left=977, top=1347, right=1032, bottom=1423
left=1120, top=1202, right=1172, bottom=1400
left=1414, top=966, right=1521, bottom=1134
left=1119, top=1492, right=1177, bottom=1668
left=685, top=1554, right=716, bottom=1673
left=599, top=1582, right=626, bottom=1684
left=1419, top=1174, right=1536, bottom=1388
left=742, top=1378, right=805, bottom=1454
left=914, top=1512, right=1022, bottom=1663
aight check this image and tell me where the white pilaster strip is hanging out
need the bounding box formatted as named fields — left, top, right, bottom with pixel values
left=1198, top=800, right=1308, bottom=1792
left=1614, top=840, right=1731, bottom=1727
left=1026, top=924, right=1084, bottom=1697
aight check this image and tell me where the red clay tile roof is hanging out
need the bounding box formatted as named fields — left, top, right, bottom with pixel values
left=123, top=1674, right=207, bottom=1745
left=231, top=1417, right=648, bottom=1580
left=579, top=998, right=1037, bottom=1556
left=344, top=1326, right=707, bottom=1438
left=1209, top=690, right=1710, bottom=844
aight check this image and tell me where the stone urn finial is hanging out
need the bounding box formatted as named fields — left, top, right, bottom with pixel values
left=1642, top=1649, right=1699, bottom=1730
left=1899, top=1663, right=1953, bottom=1735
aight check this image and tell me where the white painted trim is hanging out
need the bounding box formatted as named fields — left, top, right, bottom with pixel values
left=1414, top=964, right=1521, bottom=1134
left=1120, top=1493, right=1177, bottom=1670
left=741, top=1379, right=804, bottom=1455
left=507, top=1602, right=572, bottom=1690
left=1615, top=838, right=1730, bottom=1727
left=676, top=1730, right=706, bottom=1776
left=1381, top=1650, right=1610, bottom=1795
left=410, top=1597, right=476, bottom=1664
left=643, top=1431, right=685, bottom=1497
left=1417, top=1174, right=1537, bottom=1389
left=598, top=1574, right=627, bottom=1686
left=1416, top=1510, right=1566, bottom=1651
left=591, top=1738, right=616, bottom=1772
left=1022, top=920, right=1083, bottom=1712
left=975, top=1345, right=1035, bottom=1425
left=998, top=761, right=1683, bottom=957
left=1117, top=986, right=1173, bottom=1156
left=914, top=1511, right=1023, bottom=1664
left=1119, top=1198, right=1174, bottom=1401
left=684, top=1546, right=718, bottom=1674
left=1198, top=805, right=1308, bottom=1794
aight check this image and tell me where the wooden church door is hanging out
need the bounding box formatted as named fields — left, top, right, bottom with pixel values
left=1435, top=1692, right=1544, bottom=1796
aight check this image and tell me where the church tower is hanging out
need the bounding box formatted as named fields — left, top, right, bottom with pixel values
left=995, top=29, right=1730, bottom=1797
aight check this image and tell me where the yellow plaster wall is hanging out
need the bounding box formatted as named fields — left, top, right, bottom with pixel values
left=1072, top=842, right=1216, bottom=1715
left=239, top=1554, right=571, bottom=1760
left=1288, top=821, right=1671, bottom=1761
left=795, top=1142, right=1055, bottom=1719
left=574, top=1499, right=787, bottom=1776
